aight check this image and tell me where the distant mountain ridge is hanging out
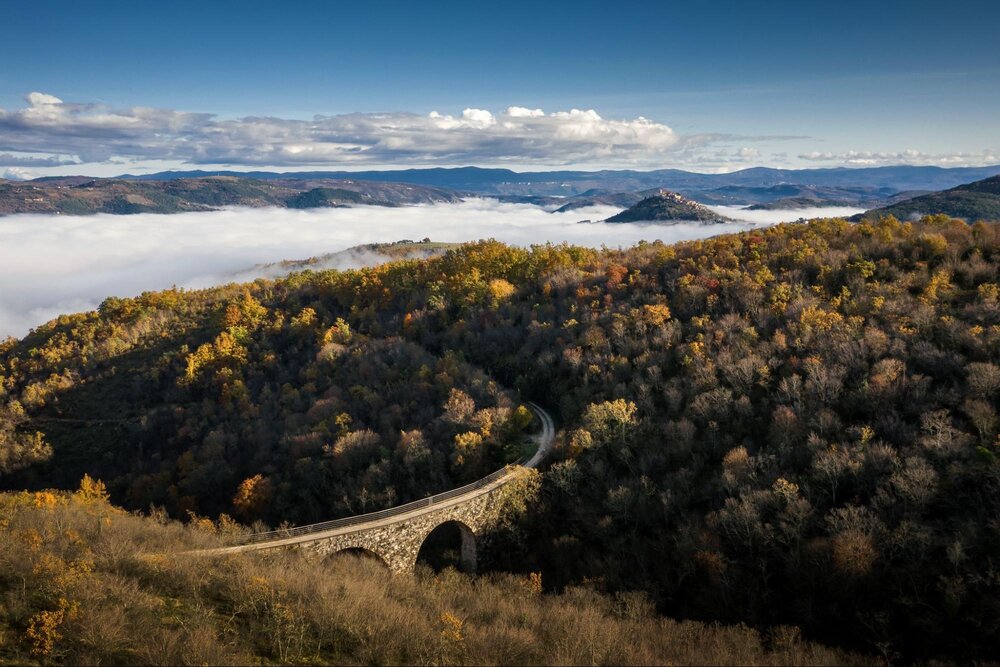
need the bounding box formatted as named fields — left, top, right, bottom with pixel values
left=0, top=176, right=462, bottom=216
left=7, top=165, right=1000, bottom=217
left=860, top=175, right=1000, bottom=221
left=106, top=164, right=1000, bottom=197
left=693, top=184, right=918, bottom=209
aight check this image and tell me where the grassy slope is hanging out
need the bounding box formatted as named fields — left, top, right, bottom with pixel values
left=0, top=488, right=871, bottom=666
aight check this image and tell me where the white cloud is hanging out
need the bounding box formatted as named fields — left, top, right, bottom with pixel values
left=461, top=108, right=496, bottom=127
left=0, top=92, right=680, bottom=169
left=427, top=108, right=496, bottom=129
left=707, top=205, right=864, bottom=225
left=799, top=149, right=999, bottom=167
left=1, top=167, right=33, bottom=180
left=5, top=91, right=990, bottom=175
left=506, top=106, right=545, bottom=118
left=26, top=92, right=63, bottom=106
left=0, top=152, right=79, bottom=167
left=0, top=200, right=832, bottom=338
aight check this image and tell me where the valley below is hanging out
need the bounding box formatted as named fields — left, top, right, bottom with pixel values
left=2, top=169, right=1000, bottom=666
left=2, top=210, right=999, bottom=664
left=4, top=1, right=999, bottom=662
left=0, top=199, right=863, bottom=339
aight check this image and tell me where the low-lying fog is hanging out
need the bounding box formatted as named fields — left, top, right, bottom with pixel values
left=0, top=200, right=863, bottom=338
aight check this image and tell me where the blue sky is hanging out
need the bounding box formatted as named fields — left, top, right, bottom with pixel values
left=1, top=0, right=998, bottom=176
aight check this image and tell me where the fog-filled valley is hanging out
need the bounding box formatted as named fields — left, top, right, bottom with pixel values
left=0, top=200, right=862, bottom=337
left=5, top=2, right=1000, bottom=663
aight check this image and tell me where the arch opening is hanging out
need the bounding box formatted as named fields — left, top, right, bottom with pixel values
left=329, top=546, right=389, bottom=570
left=417, top=520, right=477, bottom=573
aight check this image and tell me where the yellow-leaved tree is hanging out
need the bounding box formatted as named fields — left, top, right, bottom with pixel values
left=232, top=474, right=273, bottom=519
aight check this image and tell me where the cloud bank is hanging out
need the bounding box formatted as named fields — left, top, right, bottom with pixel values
left=1, top=168, right=33, bottom=180
left=799, top=148, right=999, bottom=167
left=0, top=201, right=861, bottom=338
left=0, top=92, right=682, bottom=170
left=0, top=152, right=80, bottom=167
left=5, top=92, right=992, bottom=175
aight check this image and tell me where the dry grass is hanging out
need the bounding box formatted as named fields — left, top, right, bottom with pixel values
left=0, top=489, right=876, bottom=665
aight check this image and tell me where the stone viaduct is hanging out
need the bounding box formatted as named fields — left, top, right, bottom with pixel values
left=199, top=402, right=554, bottom=574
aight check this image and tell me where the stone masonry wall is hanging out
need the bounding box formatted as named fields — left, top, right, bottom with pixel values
left=298, top=477, right=515, bottom=574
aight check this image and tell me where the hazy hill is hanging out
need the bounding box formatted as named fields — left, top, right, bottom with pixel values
left=114, top=164, right=1000, bottom=197
left=553, top=191, right=644, bottom=212
left=0, top=176, right=287, bottom=215
left=566, top=184, right=903, bottom=213
left=493, top=191, right=645, bottom=211
left=605, top=190, right=733, bottom=222
left=694, top=184, right=893, bottom=208
left=669, top=183, right=929, bottom=210
left=744, top=196, right=855, bottom=210
left=745, top=192, right=928, bottom=210
left=11, top=167, right=1000, bottom=215
left=0, top=176, right=462, bottom=216
left=861, top=175, right=1000, bottom=221
left=230, top=240, right=460, bottom=281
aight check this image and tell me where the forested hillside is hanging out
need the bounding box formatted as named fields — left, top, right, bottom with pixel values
left=862, top=175, right=1000, bottom=222
left=0, top=287, right=534, bottom=525
left=2, top=214, right=999, bottom=660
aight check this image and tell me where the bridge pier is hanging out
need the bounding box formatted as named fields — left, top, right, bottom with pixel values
left=459, top=523, right=477, bottom=574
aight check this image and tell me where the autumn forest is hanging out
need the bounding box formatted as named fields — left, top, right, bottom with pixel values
left=0, top=213, right=998, bottom=662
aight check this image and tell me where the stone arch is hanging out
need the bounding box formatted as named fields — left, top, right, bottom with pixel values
left=416, top=519, right=478, bottom=574
left=329, top=546, right=390, bottom=569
